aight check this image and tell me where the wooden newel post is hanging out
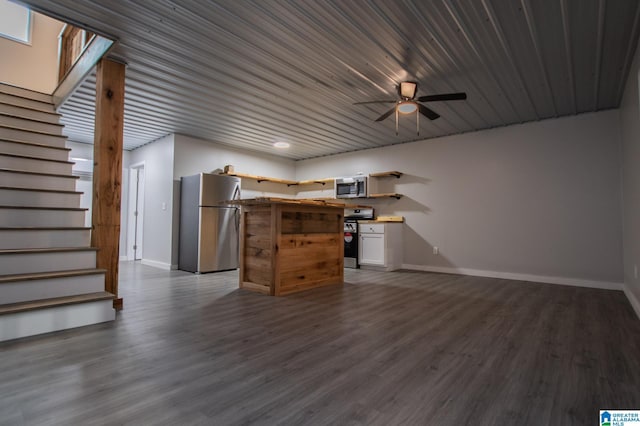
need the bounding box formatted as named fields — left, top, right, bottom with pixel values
left=92, top=58, right=125, bottom=310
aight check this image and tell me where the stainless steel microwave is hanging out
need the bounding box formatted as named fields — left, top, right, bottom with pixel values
left=335, top=176, right=367, bottom=198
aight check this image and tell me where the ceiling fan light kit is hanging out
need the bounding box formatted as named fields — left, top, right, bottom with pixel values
left=397, top=101, right=418, bottom=114
left=355, top=81, right=467, bottom=135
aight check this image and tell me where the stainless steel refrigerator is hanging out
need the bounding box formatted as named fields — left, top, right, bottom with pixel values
left=178, top=173, right=241, bottom=273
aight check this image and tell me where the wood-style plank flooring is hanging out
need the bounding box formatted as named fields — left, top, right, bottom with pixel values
left=1, top=262, right=640, bottom=425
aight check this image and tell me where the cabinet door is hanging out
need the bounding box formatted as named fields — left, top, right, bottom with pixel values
left=359, top=233, right=385, bottom=265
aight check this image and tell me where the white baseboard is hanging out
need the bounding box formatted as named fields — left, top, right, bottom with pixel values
left=401, top=264, right=624, bottom=291
left=119, top=256, right=128, bottom=261
left=624, top=284, right=640, bottom=320
left=141, top=259, right=173, bottom=270
left=171, top=264, right=178, bottom=270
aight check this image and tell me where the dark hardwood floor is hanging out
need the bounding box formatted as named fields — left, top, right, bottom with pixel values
left=1, top=262, right=639, bottom=425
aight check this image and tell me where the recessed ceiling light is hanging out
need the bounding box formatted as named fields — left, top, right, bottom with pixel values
left=273, top=141, right=290, bottom=149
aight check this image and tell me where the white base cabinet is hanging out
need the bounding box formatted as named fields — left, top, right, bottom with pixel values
left=358, top=222, right=402, bottom=271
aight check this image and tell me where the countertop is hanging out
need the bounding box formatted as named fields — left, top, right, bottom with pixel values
left=223, top=197, right=346, bottom=208
left=224, top=198, right=403, bottom=221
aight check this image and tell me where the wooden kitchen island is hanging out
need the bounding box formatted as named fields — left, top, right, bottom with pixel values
left=231, top=198, right=344, bottom=296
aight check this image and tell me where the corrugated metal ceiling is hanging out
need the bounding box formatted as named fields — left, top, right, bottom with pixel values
left=23, top=0, right=640, bottom=160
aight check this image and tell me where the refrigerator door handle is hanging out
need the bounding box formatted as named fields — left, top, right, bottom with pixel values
left=232, top=184, right=241, bottom=202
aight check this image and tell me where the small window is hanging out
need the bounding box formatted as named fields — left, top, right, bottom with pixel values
left=0, top=0, right=32, bottom=44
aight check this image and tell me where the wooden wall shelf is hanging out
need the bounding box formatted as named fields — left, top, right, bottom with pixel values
left=297, top=178, right=335, bottom=186
left=221, top=171, right=334, bottom=187
left=297, top=198, right=373, bottom=208
left=368, top=193, right=403, bottom=199
left=370, top=171, right=403, bottom=178
left=221, top=170, right=403, bottom=201
left=220, top=171, right=298, bottom=186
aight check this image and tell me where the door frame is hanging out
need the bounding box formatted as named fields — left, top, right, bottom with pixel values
left=127, top=161, right=145, bottom=261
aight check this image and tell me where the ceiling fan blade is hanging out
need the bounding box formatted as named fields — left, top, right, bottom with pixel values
left=418, top=103, right=440, bottom=120
left=375, top=107, right=396, bottom=122
left=353, top=100, right=396, bottom=105
left=416, top=92, right=467, bottom=102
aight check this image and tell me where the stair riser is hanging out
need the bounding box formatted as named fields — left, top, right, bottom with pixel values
left=0, top=300, right=115, bottom=342
left=0, top=127, right=66, bottom=148
left=0, top=273, right=105, bottom=304
left=0, top=229, right=90, bottom=249
left=0, top=115, right=63, bottom=135
left=0, top=140, right=69, bottom=161
left=0, top=103, right=61, bottom=124
left=0, top=189, right=81, bottom=208
left=0, top=84, right=52, bottom=103
left=0, top=251, right=96, bottom=275
left=0, top=155, right=72, bottom=175
left=0, top=209, right=85, bottom=227
left=0, top=171, right=77, bottom=191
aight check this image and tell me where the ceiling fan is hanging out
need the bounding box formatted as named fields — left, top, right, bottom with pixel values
left=355, top=81, right=467, bottom=135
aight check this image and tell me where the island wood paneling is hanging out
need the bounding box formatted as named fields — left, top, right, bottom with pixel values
left=240, top=206, right=272, bottom=295
left=239, top=201, right=343, bottom=296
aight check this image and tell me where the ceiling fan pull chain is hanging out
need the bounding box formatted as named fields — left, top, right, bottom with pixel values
left=416, top=110, right=420, bottom=135
left=395, top=107, right=399, bottom=135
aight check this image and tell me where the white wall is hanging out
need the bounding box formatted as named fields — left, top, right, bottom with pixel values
left=124, top=112, right=626, bottom=291
left=619, top=38, right=640, bottom=316
left=172, top=134, right=296, bottom=267
left=173, top=134, right=296, bottom=197
left=129, top=134, right=175, bottom=269
left=67, top=141, right=130, bottom=259
left=125, top=133, right=295, bottom=269
left=297, top=111, right=624, bottom=287
left=0, top=11, right=63, bottom=93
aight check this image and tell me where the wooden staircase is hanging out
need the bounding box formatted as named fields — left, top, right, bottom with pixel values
left=0, top=82, right=115, bottom=342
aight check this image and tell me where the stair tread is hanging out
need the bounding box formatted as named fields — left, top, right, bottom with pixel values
left=0, top=153, right=74, bottom=164
left=0, top=206, right=88, bottom=211
left=0, top=139, right=71, bottom=151
left=0, top=226, right=91, bottom=230
left=0, top=268, right=107, bottom=283
left=0, top=101, right=62, bottom=117
left=0, top=291, right=114, bottom=315
left=0, top=186, right=81, bottom=194
left=0, top=247, right=98, bottom=254
left=0, top=124, right=67, bottom=138
left=0, top=168, right=79, bottom=178
left=0, top=112, right=64, bottom=127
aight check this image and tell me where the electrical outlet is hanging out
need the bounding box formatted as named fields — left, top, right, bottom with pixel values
left=433, top=246, right=439, bottom=255
left=161, top=202, right=166, bottom=211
